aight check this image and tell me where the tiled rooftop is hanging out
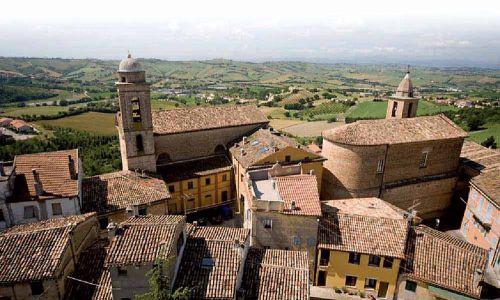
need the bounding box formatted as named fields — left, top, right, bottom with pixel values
left=230, top=129, right=298, bottom=168
left=11, top=149, right=79, bottom=202
left=471, top=168, right=499, bottom=207
left=322, top=198, right=406, bottom=219
left=64, top=240, right=112, bottom=300
left=276, top=174, right=322, bottom=216
left=174, top=226, right=250, bottom=299
left=158, top=155, right=232, bottom=182
left=460, top=141, right=500, bottom=172
left=318, top=201, right=408, bottom=259
left=240, top=248, right=309, bottom=300
left=0, top=213, right=96, bottom=283
left=105, top=215, right=185, bottom=267
left=82, top=171, right=170, bottom=215
left=152, top=105, right=268, bottom=135
left=323, top=114, right=467, bottom=146
left=402, top=225, right=488, bottom=298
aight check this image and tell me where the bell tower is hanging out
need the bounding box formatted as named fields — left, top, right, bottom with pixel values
left=116, top=54, right=156, bottom=173
left=386, top=66, right=419, bottom=119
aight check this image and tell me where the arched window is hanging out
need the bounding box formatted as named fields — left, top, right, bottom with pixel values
left=214, top=144, right=226, bottom=154
left=136, top=134, right=144, bottom=153
left=157, top=153, right=172, bottom=165
left=391, top=101, right=398, bottom=117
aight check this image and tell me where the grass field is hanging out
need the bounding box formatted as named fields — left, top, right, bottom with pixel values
left=468, top=123, right=500, bottom=145
left=346, top=100, right=458, bottom=119
left=1, top=106, right=70, bottom=117
left=36, top=112, right=116, bottom=135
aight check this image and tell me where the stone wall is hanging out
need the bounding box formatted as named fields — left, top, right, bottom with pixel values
left=154, top=124, right=264, bottom=163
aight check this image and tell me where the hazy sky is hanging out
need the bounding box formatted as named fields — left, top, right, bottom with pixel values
left=1, top=0, right=500, bottom=67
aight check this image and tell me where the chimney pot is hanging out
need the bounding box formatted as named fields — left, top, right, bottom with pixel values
left=309, top=169, right=315, bottom=175
left=32, top=169, right=44, bottom=196
left=193, top=221, right=198, bottom=227
left=291, top=200, right=296, bottom=210
left=68, top=155, right=77, bottom=180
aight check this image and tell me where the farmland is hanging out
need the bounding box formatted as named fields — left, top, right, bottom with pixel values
left=36, top=112, right=116, bottom=135
left=346, top=100, right=459, bottom=120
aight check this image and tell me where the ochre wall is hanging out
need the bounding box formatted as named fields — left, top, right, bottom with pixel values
left=316, top=250, right=401, bottom=300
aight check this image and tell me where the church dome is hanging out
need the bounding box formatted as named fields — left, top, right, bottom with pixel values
left=395, top=71, right=413, bottom=98
left=118, top=54, right=142, bottom=72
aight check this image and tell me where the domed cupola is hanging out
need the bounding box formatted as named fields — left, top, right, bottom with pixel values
left=395, top=71, right=414, bottom=98
left=386, top=67, right=420, bottom=119
left=118, top=53, right=142, bottom=72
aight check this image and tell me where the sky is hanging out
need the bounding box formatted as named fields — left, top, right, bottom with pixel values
left=1, top=0, right=500, bottom=67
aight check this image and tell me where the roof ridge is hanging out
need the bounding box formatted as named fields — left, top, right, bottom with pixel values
left=256, top=262, right=308, bottom=271
left=415, top=225, right=488, bottom=256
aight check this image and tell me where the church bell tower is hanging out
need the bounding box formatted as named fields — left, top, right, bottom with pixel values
left=116, top=54, right=156, bottom=173
left=386, top=67, right=419, bottom=119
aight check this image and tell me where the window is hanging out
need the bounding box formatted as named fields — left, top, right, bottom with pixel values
left=222, top=174, right=228, bottom=181
left=263, top=219, right=272, bottom=229
left=405, top=280, right=417, bottom=292
left=364, top=278, right=377, bottom=289
left=345, top=276, right=357, bottom=287
left=293, top=236, right=301, bottom=245
left=307, top=237, right=316, bottom=246
left=240, top=174, right=244, bottom=182
left=391, top=101, right=398, bottom=117
left=168, top=185, right=175, bottom=193
left=131, top=98, right=141, bottom=123
left=187, top=181, right=194, bottom=189
left=117, top=267, right=128, bottom=276
left=30, top=281, right=44, bottom=295
left=136, top=134, right=144, bottom=153
left=120, top=76, right=126, bottom=82
left=320, top=249, right=330, bottom=266
left=201, top=257, right=215, bottom=269
left=368, top=255, right=381, bottom=267
left=205, top=178, right=211, bottom=185
left=419, top=151, right=429, bottom=168
left=376, top=159, right=384, bottom=173
left=0, top=209, right=4, bottom=222
left=317, top=271, right=327, bottom=286
left=51, top=203, right=62, bottom=216
left=23, top=206, right=36, bottom=219
left=407, top=102, right=413, bottom=117
left=221, top=191, right=228, bottom=202
left=348, top=252, right=361, bottom=265
left=486, top=203, right=493, bottom=222
left=138, top=207, right=147, bottom=216
left=99, top=217, right=109, bottom=230
left=205, top=194, right=212, bottom=200
left=383, top=257, right=393, bottom=269
left=285, top=155, right=291, bottom=162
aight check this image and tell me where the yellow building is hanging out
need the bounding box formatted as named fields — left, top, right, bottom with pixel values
left=230, top=129, right=325, bottom=212
left=158, top=155, right=233, bottom=214
left=316, top=198, right=409, bottom=299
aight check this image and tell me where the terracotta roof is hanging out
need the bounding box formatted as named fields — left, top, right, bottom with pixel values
left=307, top=143, right=322, bottom=154
left=322, top=198, right=407, bottom=219
left=460, top=141, right=500, bottom=172
left=152, top=105, right=268, bottom=135
left=240, top=248, right=309, bottom=300
left=11, top=149, right=80, bottom=201
left=0, top=213, right=96, bottom=283
left=174, top=226, right=250, bottom=299
left=230, top=129, right=297, bottom=168
left=158, top=155, right=232, bottom=183
left=323, top=115, right=467, bottom=146
left=402, top=225, right=488, bottom=298
left=64, top=240, right=112, bottom=300
left=394, top=72, right=414, bottom=98
left=318, top=202, right=408, bottom=259
left=471, top=168, right=500, bottom=206
left=106, top=215, right=185, bottom=267
left=276, top=174, right=321, bottom=216
left=10, top=119, right=30, bottom=129
left=82, top=171, right=170, bottom=215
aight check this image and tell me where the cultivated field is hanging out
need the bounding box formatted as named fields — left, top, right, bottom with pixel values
left=346, top=100, right=458, bottom=120
left=281, top=121, right=344, bottom=137
left=36, top=112, right=116, bottom=135
left=1, top=105, right=70, bottom=117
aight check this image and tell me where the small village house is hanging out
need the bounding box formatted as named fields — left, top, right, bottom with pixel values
left=0, top=149, right=83, bottom=227
left=9, top=119, right=34, bottom=134
left=105, top=215, right=186, bottom=300
left=81, top=170, right=171, bottom=229
left=316, top=198, right=409, bottom=299
left=0, top=213, right=99, bottom=299
left=0, top=117, right=13, bottom=127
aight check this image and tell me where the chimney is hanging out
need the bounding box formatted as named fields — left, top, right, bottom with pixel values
left=240, top=149, right=246, bottom=156
left=309, top=169, right=315, bottom=176
left=126, top=205, right=138, bottom=217
left=242, top=136, right=248, bottom=144
left=193, top=221, right=198, bottom=227
left=291, top=201, right=296, bottom=210
left=107, top=222, right=118, bottom=238
left=32, top=169, right=44, bottom=196
left=0, top=162, right=5, bottom=176
left=68, top=155, right=77, bottom=180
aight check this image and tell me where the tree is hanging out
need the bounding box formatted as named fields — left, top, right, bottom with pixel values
left=466, top=115, right=485, bottom=131
left=136, top=258, right=191, bottom=300
left=481, top=136, right=497, bottom=149
left=59, top=99, right=69, bottom=106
